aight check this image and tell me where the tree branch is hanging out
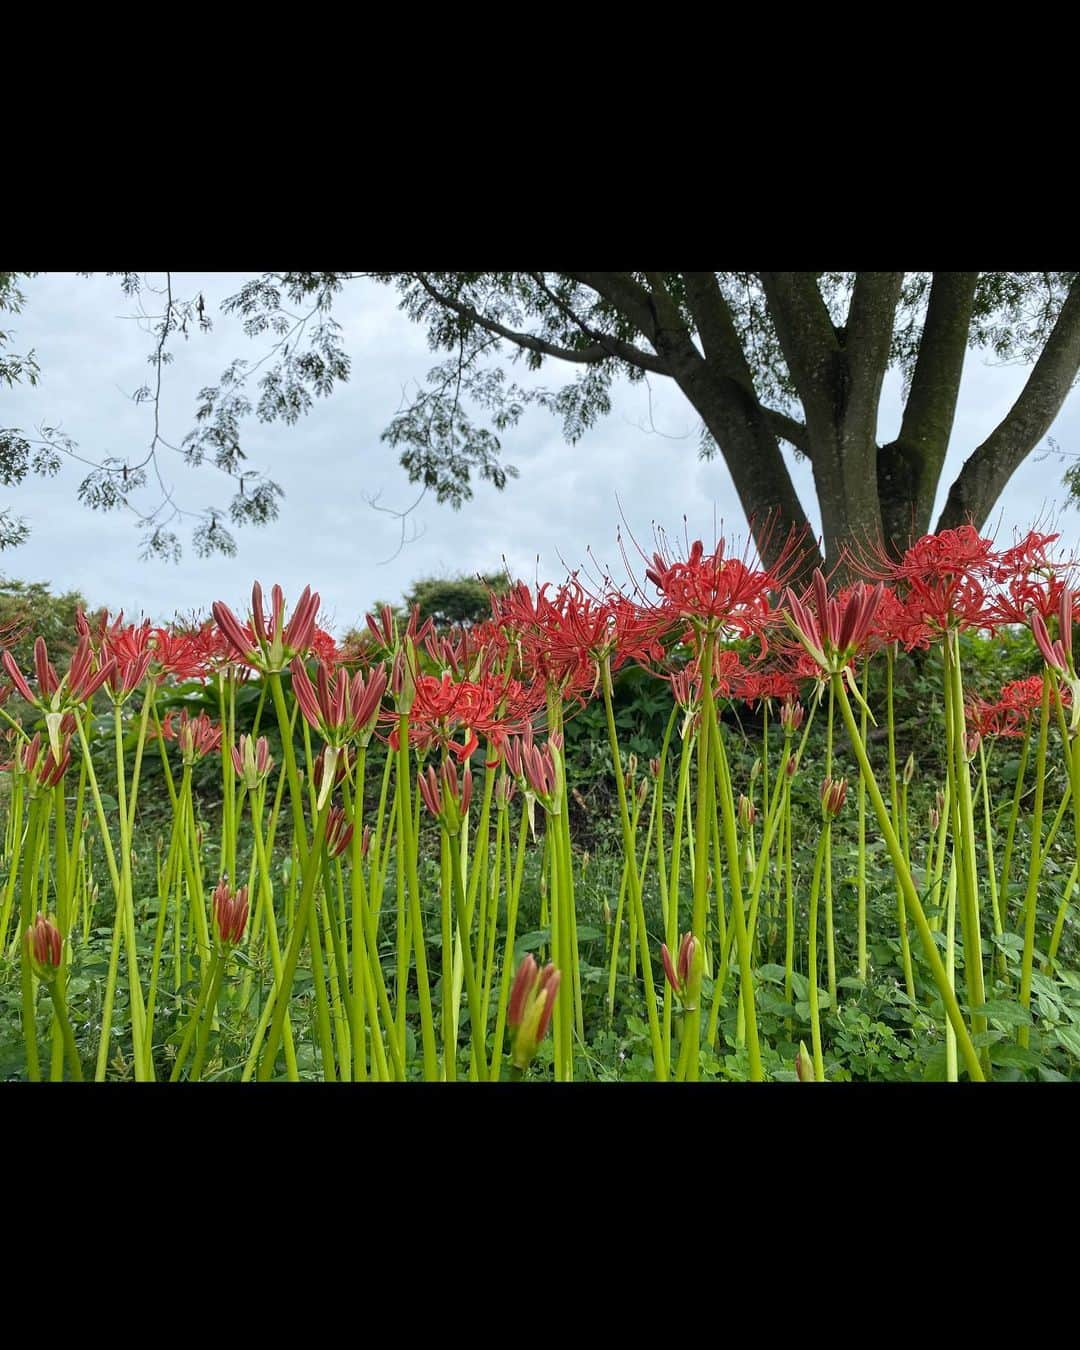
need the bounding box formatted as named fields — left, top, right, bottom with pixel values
left=843, top=271, right=904, bottom=435
left=409, top=273, right=623, bottom=368
left=524, top=272, right=670, bottom=374
left=763, top=408, right=811, bottom=452
left=937, top=275, right=1080, bottom=533
left=878, top=271, right=978, bottom=544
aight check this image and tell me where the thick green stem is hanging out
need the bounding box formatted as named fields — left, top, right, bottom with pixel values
left=832, top=672, right=985, bottom=1080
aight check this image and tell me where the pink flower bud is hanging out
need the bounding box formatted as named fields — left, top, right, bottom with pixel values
left=212, top=879, right=250, bottom=948
left=820, top=776, right=848, bottom=818
left=26, top=912, right=63, bottom=979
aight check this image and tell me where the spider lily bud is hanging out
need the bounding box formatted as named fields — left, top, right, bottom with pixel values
left=795, top=1041, right=815, bottom=1082
left=661, top=931, right=704, bottom=1011
left=391, top=642, right=417, bottom=714
left=231, top=734, right=273, bottom=791
left=26, top=913, right=63, bottom=982
left=929, top=805, right=940, bottom=831
left=785, top=752, right=799, bottom=778
left=418, top=759, right=473, bottom=834
left=965, top=730, right=981, bottom=761
left=507, top=955, right=560, bottom=1071
left=637, top=777, right=649, bottom=806
left=177, top=709, right=223, bottom=765
left=739, top=795, right=756, bottom=830
left=751, top=757, right=762, bottom=783
left=649, top=757, right=661, bottom=779
left=903, top=753, right=915, bottom=785
left=821, top=775, right=848, bottom=819
left=212, top=879, right=250, bottom=949
left=213, top=581, right=320, bottom=673
left=780, top=698, right=804, bottom=735
left=325, top=805, right=354, bottom=858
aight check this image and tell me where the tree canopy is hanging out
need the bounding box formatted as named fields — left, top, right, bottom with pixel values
left=3, top=271, right=1078, bottom=569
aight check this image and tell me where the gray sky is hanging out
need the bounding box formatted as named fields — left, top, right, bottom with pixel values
left=4, top=272, right=1079, bottom=634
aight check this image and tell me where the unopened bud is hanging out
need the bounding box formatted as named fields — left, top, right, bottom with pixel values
left=821, top=776, right=848, bottom=819
left=739, top=795, right=756, bottom=831
left=750, top=757, right=762, bottom=783
left=661, top=931, right=703, bottom=1010
left=212, top=878, right=250, bottom=949
left=25, top=912, right=63, bottom=982
left=929, top=806, right=940, bottom=832
left=903, top=753, right=915, bottom=786
left=507, top=955, right=560, bottom=1071
left=649, top=757, right=660, bottom=779
left=795, top=1041, right=815, bottom=1082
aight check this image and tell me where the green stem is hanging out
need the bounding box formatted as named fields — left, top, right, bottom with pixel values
left=832, top=671, right=985, bottom=1081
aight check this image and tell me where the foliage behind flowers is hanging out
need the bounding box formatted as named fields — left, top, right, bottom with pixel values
left=3, top=527, right=1080, bottom=1083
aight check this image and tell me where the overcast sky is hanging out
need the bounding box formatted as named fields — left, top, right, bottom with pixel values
left=3, top=272, right=1079, bottom=635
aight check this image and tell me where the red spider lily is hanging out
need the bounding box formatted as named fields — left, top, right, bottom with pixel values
left=491, top=582, right=604, bottom=698
left=850, top=526, right=997, bottom=634
left=143, top=625, right=215, bottom=681
left=991, top=528, right=1063, bottom=579
left=868, top=585, right=934, bottom=652
left=527, top=585, right=666, bottom=672
left=26, top=912, right=63, bottom=979
left=736, top=669, right=799, bottom=708
left=820, top=776, right=848, bottom=818
left=966, top=696, right=1024, bottom=740
left=507, top=954, right=560, bottom=1071
left=417, top=758, right=473, bottom=834
left=325, top=805, right=354, bottom=859
left=231, top=734, right=273, bottom=790
left=1000, top=676, right=1058, bottom=717
left=291, top=658, right=387, bottom=749
left=641, top=528, right=804, bottom=650
left=784, top=571, right=884, bottom=675
left=212, top=582, right=321, bottom=673
left=212, top=880, right=250, bottom=948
